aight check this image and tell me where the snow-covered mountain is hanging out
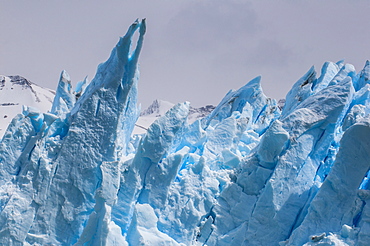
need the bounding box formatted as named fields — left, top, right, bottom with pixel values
left=1, top=19, right=370, bottom=246
left=0, top=75, right=54, bottom=137
left=134, top=99, right=215, bottom=134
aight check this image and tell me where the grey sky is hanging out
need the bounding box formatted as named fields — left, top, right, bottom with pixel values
left=1, top=0, right=370, bottom=108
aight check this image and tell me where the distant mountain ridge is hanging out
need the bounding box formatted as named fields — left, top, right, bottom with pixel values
left=140, top=99, right=175, bottom=117
left=134, top=99, right=215, bottom=134
left=0, top=75, right=55, bottom=137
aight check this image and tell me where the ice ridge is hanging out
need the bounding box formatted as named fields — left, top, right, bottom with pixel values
left=0, top=20, right=370, bottom=245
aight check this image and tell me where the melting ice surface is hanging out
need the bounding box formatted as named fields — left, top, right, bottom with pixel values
left=1, top=20, right=370, bottom=245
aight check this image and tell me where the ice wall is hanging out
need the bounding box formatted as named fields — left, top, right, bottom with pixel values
left=0, top=20, right=370, bottom=245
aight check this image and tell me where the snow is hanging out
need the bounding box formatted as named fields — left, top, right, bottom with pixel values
left=0, top=75, right=54, bottom=138
left=1, top=20, right=370, bottom=245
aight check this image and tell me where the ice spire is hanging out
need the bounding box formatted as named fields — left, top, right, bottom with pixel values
left=51, top=70, right=75, bottom=115
left=0, top=19, right=146, bottom=245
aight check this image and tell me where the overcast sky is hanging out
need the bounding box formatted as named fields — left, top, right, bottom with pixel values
left=1, top=0, right=370, bottom=108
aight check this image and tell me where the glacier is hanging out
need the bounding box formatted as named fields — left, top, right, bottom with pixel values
left=0, top=19, right=370, bottom=245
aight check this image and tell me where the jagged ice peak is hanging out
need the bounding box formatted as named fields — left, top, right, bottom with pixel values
left=0, top=19, right=370, bottom=245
